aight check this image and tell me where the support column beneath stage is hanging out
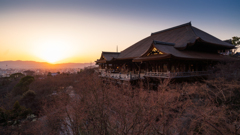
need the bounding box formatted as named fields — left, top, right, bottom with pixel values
left=167, top=63, right=171, bottom=72
left=146, top=63, right=148, bottom=73
left=160, top=63, right=163, bottom=72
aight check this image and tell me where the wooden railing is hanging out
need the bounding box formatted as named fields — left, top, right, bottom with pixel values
left=145, top=71, right=212, bottom=78
left=100, top=72, right=140, bottom=80
left=99, top=70, right=212, bottom=80
left=98, top=69, right=106, bottom=72
left=145, top=72, right=169, bottom=76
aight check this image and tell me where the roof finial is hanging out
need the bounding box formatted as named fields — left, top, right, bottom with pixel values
left=189, top=21, right=192, bottom=26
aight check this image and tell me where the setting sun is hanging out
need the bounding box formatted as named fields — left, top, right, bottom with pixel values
left=33, top=39, right=72, bottom=63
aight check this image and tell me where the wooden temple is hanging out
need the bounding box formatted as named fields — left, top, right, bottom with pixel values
left=96, top=22, right=235, bottom=80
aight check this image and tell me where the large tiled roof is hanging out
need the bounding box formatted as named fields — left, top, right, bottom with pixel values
left=117, top=22, right=234, bottom=59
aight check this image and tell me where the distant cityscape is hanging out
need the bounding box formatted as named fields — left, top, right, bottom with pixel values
left=0, top=61, right=98, bottom=77
left=0, top=68, right=71, bottom=77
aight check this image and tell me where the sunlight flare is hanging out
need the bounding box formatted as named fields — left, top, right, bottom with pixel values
left=33, top=39, right=71, bottom=63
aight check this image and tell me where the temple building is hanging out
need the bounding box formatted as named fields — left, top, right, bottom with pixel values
left=96, top=22, right=235, bottom=79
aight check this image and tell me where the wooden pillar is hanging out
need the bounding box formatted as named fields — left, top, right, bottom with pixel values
left=146, top=62, right=148, bottom=72
left=129, top=62, right=132, bottom=71
left=185, top=63, right=189, bottom=72
left=190, top=63, right=193, bottom=72
left=177, top=63, right=180, bottom=72
left=182, top=63, right=185, bottom=72
left=181, top=63, right=184, bottom=72
left=144, top=62, right=146, bottom=72
left=139, top=63, right=141, bottom=77
left=173, top=63, right=176, bottom=72
left=167, top=62, right=171, bottom=72
left=195, top=63, right=198, bottom=71
left=160, top=63, right=163, bottom=72
left=133, top=63, right=135, bottom=74
left=149, top=62, right=151, bottom=72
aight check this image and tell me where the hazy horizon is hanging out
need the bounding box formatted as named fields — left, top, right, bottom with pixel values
left=0, top=60, right=92, bottom=64
left=0, top=60, right=94, bottom=69
left=1, top=0, right=239, bottom=63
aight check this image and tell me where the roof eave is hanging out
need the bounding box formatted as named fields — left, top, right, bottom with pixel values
left=197, top=38, right=235, bottom=49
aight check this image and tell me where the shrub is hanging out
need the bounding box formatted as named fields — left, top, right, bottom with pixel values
left=0, top=101, right=32, bottom=126
left=10, top=73, right=24, bottom=79
left=47, top=72, right=52, bottom=77
left=13, top=101, right=21, bottom=112
left=12, top=76, right=34, bottom=96
left=0, top=107, right=6, bottom=124
left=21, top=90, right=36, bottom=103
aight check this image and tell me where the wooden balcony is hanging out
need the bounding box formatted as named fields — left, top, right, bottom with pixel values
left=144, top=71, right=212, bottom=79
left=99, top=70, right=212, bottom=80
left=99, top=72, right=140, bottom=81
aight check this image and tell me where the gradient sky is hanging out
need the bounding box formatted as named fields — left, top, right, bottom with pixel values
left=0, top=0, right=239, bottom=63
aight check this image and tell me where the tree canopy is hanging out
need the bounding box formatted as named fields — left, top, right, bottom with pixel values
left=12, top=76, right=34, bottom=96
left=10, top=73, right=25, bottom=79
left=232, top=36, right=240, bottom=46
left=47, top=72, right=52, bottom=77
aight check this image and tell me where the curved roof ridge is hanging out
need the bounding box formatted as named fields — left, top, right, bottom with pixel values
left=120, top=36, right=151, bottom=53
left=151, top=22, right=192, bottom=36
left=189, top=24, right=198, bottom=38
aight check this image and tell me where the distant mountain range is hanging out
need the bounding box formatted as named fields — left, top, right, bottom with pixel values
left=0, top=61, right=94, bottom=69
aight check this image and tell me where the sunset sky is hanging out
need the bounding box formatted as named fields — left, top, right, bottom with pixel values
left=0, top=0, right=239, bottom=64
